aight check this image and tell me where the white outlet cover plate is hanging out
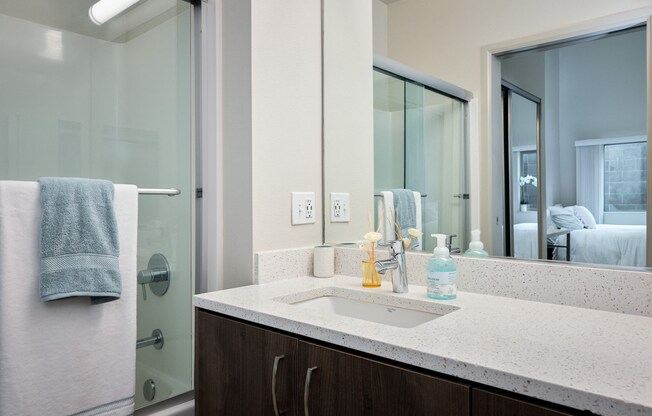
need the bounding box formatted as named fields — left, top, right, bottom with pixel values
left=291, top=192, right=316, bottom=225
left=330, top=192, right=350, bottom=222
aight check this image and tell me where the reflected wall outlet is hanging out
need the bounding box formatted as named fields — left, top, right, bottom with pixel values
left=291, top=192, right=316, bottom=225
left=330, top=192, right=350, bottom=222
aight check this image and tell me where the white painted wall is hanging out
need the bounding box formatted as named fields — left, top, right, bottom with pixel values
left=372, top=0, right=388, bottom=56
left=385, top=0, right=652, bottom=252
left=544, top=50, right=562, bottom=210
left=251, top=0, right=322, bottom=251
left=222, top=0, right=254, bottom=289
left=221, top=0, right=322, bottom=288
left=323, top=0, right=374, bottom=245
left=558, top=30, right=647, bottom=205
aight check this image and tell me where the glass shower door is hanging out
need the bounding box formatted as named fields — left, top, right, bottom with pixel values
left=405, top=81, right=468, bottom=252
left=373, top=68, right=468, bottom=252
left=0, top=0, right=194, bottom=409
left=128, top=6, right=193, bottom=409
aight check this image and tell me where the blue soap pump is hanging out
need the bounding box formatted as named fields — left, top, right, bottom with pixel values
left=427, top=234, right=457, bottom=300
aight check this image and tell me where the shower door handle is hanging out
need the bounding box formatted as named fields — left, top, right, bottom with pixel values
left=453, top=193, right=470, bottom=199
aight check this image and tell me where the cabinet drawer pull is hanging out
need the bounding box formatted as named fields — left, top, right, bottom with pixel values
left=272, top=355, right=286, bottom=416
left=303, top=366, right=318, bottom=416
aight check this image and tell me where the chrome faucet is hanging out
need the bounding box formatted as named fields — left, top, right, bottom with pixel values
left=447, top=234, right=461, bottom=254
left=374, top=240, right=408, bottom=293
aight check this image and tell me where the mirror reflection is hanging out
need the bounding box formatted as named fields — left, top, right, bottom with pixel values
left=503, top=83, right=542, bottom=260
left=373, top=68, right=468, bottom=252
left=323, top=0, right=648, bottom=270
left=500, top=28, right=647, bottom=267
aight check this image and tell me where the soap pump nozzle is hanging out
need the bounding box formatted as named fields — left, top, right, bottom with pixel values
left=431, top=233, right=449, bottom=257
left=464, top=229, right=489, bottom=257
left=469, top=229, right=484, bottom=251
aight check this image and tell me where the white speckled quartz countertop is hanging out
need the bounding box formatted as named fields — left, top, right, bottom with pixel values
left=193, top=276, right=652, bottom=416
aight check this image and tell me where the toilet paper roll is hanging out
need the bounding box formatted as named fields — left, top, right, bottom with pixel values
left=313, top=245, right=334, bottom=278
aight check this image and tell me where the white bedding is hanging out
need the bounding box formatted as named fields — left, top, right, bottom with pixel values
left=513, top=223, right=647, bottom=267
left=513, top=223, right=538, bottom=260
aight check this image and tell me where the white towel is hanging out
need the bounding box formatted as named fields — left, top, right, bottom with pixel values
left=378, top=190, right=422, bottom=247
left=413, top=191, right=422, bottom=248
left=0, top=180, right=138, bottom=416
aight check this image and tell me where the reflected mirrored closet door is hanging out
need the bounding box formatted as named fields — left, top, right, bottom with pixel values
left=502, top=82, right=542, bottom=260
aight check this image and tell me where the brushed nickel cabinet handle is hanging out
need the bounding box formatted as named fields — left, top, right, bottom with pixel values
left=303, top=366, right=318, bottom=416
left=272, top=355, right=286, bottom=416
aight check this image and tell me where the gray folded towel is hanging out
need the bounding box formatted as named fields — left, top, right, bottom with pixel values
left=391, top=189, right=416, bottom=239
left=38, top=177, right=121, bottom=304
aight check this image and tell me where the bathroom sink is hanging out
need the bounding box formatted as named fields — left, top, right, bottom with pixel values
left=280, top=288, right=458, bottom=328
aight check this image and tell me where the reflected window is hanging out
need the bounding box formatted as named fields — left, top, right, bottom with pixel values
left=604, top=142, right=647, bottom=212
left=519, top=150, right=538, bottom=210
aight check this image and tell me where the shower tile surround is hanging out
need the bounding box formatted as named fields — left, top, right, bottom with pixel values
left=255, top=246, right=652, bottom=317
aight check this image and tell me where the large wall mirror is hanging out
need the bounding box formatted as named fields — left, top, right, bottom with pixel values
left=322, top=0, right=650, bottom=270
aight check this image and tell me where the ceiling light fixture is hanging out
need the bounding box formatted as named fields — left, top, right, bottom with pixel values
left=89, top=0, right=142, bottom=25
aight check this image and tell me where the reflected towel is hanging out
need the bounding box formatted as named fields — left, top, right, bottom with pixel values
left=38, top=177, right=121, bottom=303
left=391, top=189, right=416, bottom=238
left=378, top=190, right=422, bottom=246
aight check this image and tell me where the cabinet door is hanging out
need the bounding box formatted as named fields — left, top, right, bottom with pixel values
left=299, top=341, right=470, bottom=416
left=195, top=310, right=298, bottom=416
left=472, top=388, right=578, bottom=416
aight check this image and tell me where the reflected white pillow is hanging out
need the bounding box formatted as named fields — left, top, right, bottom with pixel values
left=546, top=204, right=563, bottom=228
left=573, top=205, right=597, bottom=229
left=549, top=206, right=584, bottom=230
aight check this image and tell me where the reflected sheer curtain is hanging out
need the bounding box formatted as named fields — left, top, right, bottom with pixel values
left=575, top=143, right=604, bottom=224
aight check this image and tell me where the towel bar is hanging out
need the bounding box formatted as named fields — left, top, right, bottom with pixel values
left=136, top=329, right=164, bottom=350
left=137, top=188, right=180, bottom=196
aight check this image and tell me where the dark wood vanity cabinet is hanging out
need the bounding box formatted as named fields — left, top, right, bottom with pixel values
left=299, top=341, right=470, bottom=415
left=472, top=389, right=578, bottom=416
left=196, top=310, right=469, bottom=415
left=195, top=310, right=298, bottom=415
left=196, top=309, right=587, bottom=416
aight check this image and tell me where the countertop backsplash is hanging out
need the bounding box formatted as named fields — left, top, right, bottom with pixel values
left=255, top=246, right=652, bottom=317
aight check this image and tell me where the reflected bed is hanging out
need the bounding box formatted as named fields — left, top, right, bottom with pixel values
left=513, top=223, right=647, bottom=267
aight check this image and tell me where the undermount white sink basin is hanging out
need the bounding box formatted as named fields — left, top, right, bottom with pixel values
left=279, top=287, right=459, bottom=328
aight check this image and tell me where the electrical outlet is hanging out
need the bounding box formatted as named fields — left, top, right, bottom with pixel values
left=330, top=192, right=350, bottom=222
left=291, top=192, right=316, bottom=225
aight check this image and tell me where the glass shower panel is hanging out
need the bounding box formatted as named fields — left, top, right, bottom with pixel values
left=373, top=68, right=468, bottom=253
left=373, top=70, right=405, bottom=191
left=0, top=0, right=193, bottom=409
left=405, top=82, right=468, bottom=252
left=373, top=69, right=405, bottom=230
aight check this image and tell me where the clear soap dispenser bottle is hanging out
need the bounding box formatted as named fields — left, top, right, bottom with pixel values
left=427, top=234, right=457, bottom=300
left=464, top=229, right=489, bottom=258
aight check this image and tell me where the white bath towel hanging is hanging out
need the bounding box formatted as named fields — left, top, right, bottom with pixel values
left=378, top=190, right=422, bottom=247
left=0, top=180, right=138, bottom=416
